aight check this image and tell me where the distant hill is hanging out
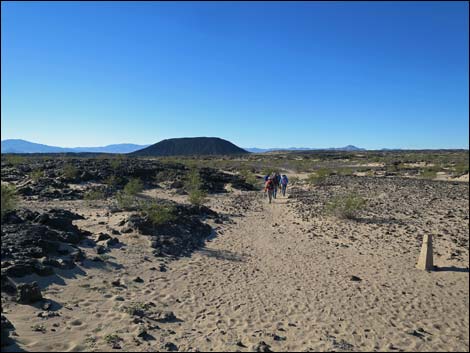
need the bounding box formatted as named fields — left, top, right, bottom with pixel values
left=130, top=137, right=248, bottom=156
left=1, top=139, right=150, bottom=154
left=1, top=139, right=366, bottom=155
left=244, top=145, right=365, bottom=153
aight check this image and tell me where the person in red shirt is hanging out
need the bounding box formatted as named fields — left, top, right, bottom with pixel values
left=264, top=176, right=275, bottom=204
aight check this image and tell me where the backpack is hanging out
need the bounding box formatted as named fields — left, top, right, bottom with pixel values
left=265, top=179, right=274, bottom=190
left=281, top=176, right=288, bottom=185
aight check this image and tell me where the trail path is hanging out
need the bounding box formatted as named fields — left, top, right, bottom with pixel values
left=3, top=190, right=469, bottom=352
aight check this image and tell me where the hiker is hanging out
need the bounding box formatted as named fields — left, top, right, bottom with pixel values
left=264, top=174, right=270, bottom=183
left=264, top=176, right=275, bottom=203
left=272, top=172, right=281, bottom=199
left=281, top=174, right=289, bottom=196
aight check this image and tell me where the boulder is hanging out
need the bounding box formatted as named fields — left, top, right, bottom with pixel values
left=16, top=282, right=43, bottom=304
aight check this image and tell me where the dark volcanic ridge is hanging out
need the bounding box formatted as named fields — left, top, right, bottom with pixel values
left=1, top=157, right=255, bottom=201
left=130, top=137, right=248, bottom=156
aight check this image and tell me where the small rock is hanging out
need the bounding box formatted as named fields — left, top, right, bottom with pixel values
left=253, top=341, right=272, bottom=352
left=164, top=342, right=178, bottom=351
left=37, top=311, right=60, bottom=319
left=105, top=237, right=120, bottom=247
left=96, top=245, right=107, bottom=255
left=236, top=340, right=247, bottom=348
left=154, top=311, right=177, bottom=323
left=16, top=282, right=43, bottom=304
left=96, top=232, right=111, bottom=242
left=41, top=300, right=52, bottom=311
left=111, top=279, right=123, bottom=287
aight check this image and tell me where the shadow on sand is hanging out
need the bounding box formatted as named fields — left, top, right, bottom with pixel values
left=198, top=248, right=246, bottom=262
left=1, top=342, right=27, bottom=352
left=11, top=266, right=87, bottom=289
left=434, top=266, right=469, bottom=273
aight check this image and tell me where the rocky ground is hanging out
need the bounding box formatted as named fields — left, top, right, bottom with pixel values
left=1, top=159, right=468, bottom=352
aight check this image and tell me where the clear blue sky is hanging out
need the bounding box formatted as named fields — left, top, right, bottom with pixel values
left=2, top=1, right=469, bottom=149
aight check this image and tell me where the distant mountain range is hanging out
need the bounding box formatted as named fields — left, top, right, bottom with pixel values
left=244, top=145, right=365, bottom=153
left=1, top=139, right=368, bottom=155
left=130, top=137, right=248, bottom=156
left=1, top=139, right=150, bottom=154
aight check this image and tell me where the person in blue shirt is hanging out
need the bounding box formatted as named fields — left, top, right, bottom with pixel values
left=281, top=174, right=289, bottom=196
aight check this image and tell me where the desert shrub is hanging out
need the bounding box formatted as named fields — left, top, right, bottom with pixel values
left=105, top=175, right=121, bottom=189
left=115, top=191, right=135, bottom=210
left=29, top=169, right=44, bottom=182
left=261, top=168, right=274, bottom=177
left=453, top=163, right=469, bottom=176
left=123, top=178, right=143, bottom=196
left=188, top=189, right=207, bottom=206
left=240, top=169, right=260, bottom=188
left=1, top=183, right=17, bottom=218
left=307, top=168, right=331, bottom=185
left=142, top=203, right=176, bottom=226
left=84, top=189, right=106, bottom=201
left=154, top=170, right=175, bottom=183
left=114, top=178, right=144, bottom=210
left=419, top=168, right=438, bottom=179
left=336, top=168, right=354, bottom=176
left=185, top=168, right=207, bottom=206
left=325, top=193, right=366, bottom=220
left=62, top=163, right=78, bottom=179
left=109, top=158, right=121, bottom=171
left=289, top=176, right=300, bottom=185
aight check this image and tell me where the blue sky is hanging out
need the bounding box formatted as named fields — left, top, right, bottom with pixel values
left=1, top=1, right=468, bottom=149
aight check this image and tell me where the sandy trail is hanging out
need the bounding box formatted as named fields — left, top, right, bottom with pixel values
left=3, top=189, right=469, bottom=352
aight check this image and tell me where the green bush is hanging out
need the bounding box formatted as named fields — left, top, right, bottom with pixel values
left=262, top=168, right=274, bottom=177
left=84, top=189, right=106, bottom=201
left=105, top=175, right=121, bottom=189
left=307, top=168, right=331, bottom=185
left=240, top=169, right=259, bottom=188
left=185, top=168, right=207, bottom=206
left=113, top=178, right=144, bottom=210
left=325, top=193, right=366, bottom=220
left=30, top=169, right=44, bottom=182
left=142, top=203, right=176, bottom=226
left=1, top=184, right=17, bottom=218
left=62, top=164, right=78, bottom=179
left=188, top=189, right=207, bottom=206
left=419, top=168, right=437, bottom=179
left=123, top=178, right=143, bottom=196
left=109, top=158, right=122, bottom=171
left=154, top=170, right=174, bottom=183
left=337, top=168, right=354, bottom=176
left=453, top=163, right=469, bottom=176
left=115, top=191, right=135, bottom=210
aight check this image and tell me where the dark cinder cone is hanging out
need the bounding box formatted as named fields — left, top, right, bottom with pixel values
left=416, top=234, right=434, bottom=271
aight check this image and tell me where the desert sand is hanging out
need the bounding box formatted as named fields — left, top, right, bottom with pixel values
left=2, top=175, right=469, bottom=352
